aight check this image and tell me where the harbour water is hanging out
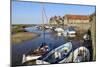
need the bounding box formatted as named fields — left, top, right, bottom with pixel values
left=11, top=26, right=91, bottom=66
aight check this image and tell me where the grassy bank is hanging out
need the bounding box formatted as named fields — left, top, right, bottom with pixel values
left=11, top=25, right=40, bottom=44
left=11, top=25, right=31, bottom=34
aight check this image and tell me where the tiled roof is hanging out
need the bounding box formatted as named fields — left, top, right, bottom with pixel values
left=64, top=15, right=90, bottom=20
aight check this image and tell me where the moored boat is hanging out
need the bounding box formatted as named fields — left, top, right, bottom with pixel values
left=73, top=46, right=90, bottom=62
left=22, top=42, right=49, bottom=64
left=63, top=26, right=76, bottom=37
left=36, top=42, right=72, bottom=64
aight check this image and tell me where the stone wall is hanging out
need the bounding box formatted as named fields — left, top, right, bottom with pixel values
left=67, top=23, right=91, bottom=31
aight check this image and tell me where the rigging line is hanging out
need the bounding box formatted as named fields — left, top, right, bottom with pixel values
left=41, top=3, right=46, bottom=43
left=42, top=3, right=49, bottom=26
left=42, top=6, right=48, bottom=24
left=41, top=3, right=49, bottom=43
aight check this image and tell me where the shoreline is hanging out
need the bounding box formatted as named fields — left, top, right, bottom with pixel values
left=12, top=32, right=40, bottom=44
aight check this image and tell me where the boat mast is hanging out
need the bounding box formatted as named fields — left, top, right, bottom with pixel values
left=41, top=4, right=45, bottom=43
left=41, top=3, right=48, bottom=43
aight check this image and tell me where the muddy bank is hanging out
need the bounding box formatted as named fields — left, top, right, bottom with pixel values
left=12, top=32, right=40, bottom=44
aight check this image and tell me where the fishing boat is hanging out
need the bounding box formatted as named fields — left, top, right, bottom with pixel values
left=73, top=46, right=90, bottom=62
left=36, top=42, right=72, bottom=64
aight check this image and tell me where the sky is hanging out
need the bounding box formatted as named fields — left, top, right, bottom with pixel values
left=12, top=1, right=96, bottom=24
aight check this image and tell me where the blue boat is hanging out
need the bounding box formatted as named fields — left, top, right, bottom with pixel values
left=36, top=42, right=72, bottom=64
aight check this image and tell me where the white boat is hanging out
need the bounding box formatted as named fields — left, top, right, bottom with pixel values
left=73, top=46, right=90, bottom=62
left=36, top=42, right=72, bottom=64
left=63, top=26, right=76, bottom=37
left=55, top=28, right=64, bottom=33
left=54, top=28, right=64, bottom=36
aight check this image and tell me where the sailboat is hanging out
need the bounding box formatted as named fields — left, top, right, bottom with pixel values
left=22, top=3, right=49, bottom=64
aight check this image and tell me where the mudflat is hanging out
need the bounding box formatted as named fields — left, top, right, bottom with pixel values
left=12, top=32, right=39, bottom=44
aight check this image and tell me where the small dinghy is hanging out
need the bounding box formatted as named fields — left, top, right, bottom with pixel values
left=22, top=42, right=49, bottom=64
left=36, top=42, right=72, bottom=64
left=73, top=46, right=90, bottom=62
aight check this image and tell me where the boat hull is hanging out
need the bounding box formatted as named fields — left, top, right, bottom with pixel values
left=36, top=42, right=72, bottom=64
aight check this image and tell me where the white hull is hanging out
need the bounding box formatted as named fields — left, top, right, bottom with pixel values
left=22, top=54, right=41, bottom=63
left=73, top=46, right=90, bottom=62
